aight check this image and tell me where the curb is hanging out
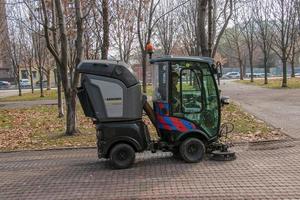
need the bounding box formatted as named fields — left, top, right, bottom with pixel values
left=0, top=146, right=96, bottom=154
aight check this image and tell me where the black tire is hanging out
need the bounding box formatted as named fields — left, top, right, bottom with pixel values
left=179, top=138, right=205, bottom=163
left=109, top=143, right=135, bottom=169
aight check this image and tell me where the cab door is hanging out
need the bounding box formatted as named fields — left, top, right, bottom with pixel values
left=170, top=62, right=220, bottom=138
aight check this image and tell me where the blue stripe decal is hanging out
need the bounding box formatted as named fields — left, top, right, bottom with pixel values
left=163, top=117, right=176, bottom=130
left=181, top=120, right=193, bottom=130
left=158, top=123, right=163, bottom=129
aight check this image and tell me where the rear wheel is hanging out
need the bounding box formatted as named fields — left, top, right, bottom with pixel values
left=179, top=138, right=205, bottom=163
left=109, top=143, right=135, bottom=169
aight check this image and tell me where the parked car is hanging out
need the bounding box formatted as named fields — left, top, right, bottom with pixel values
left=295, top=73, right=300, bottom=77
left=20, top=79, right=31, bottom=88
left=0, top=81, right=11, bottom=89
left=36, top=80, right=48, bottom=87
left=224, top=72, right=240, bottom=79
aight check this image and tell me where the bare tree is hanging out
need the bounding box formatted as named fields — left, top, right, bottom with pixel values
left=101, top=0, right=109, bottom=59
left=7, top=29, right=23, bottom=96
left=41, top=0, right=84, bottom=135
left=50, top=0, right=63, bottom=117
left=85, top=3, right=103, bottom=59
left=137, top=0, right=190, bottom=92
left=270, top=0, right=297, bottom=87
left=137, top=0, right=159, bottom=93
left=156, top=0, right=178, bottom=55
left=196, top=0, right=208, bottom=56
left=6, top=1, right=28, bottom=96
left=253, top=0, right=273, bottom=84
left=288, top=33, right=298, bottom=78
left=22, top=25, right=35, bottom=93
left=240, top=2, right=256, bottom=82
left=177, top=0, right=233, bottom=57
left=178, top=0, right=197, bottom=55
left=111, top=0, right=137, bottom=62
left=32, top=26, right=46, bottom=97
left=211, top=0, right=233, bottom=58
left=223, top=21, right=245, bottom=80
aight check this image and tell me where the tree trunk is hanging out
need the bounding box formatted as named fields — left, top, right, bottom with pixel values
left=197, top=0, right=209, bottom=56
left=291, top=61, right=295, bottom=78
left=282, top=58, right=287, bottom=87
left=142, top=51, right=147, bottom=93
left=237, top=44, right=243, bottom=80
left=249, top=54, right=254, bottom=82
left=56, top=67, right=64, bottom=118
left=264, top=53, right=268, bottom=84
left=65, top=92, right=77, bottom=135
left=101, top=0, right=109, bottom=59
left=51, top=0, right=63, bottom=118
left=16, top=67, right=22, bottom=96
left=29, top=63, right=34, bottom=93
left=207, top=0, right=213, bottom=57
left=239, top=59, right=243, bottom=80
left=290, top=45, right=295, bottom=78
left=39, top=66, right=44, bottom=97
left=47, top=69, right=51, bottom=90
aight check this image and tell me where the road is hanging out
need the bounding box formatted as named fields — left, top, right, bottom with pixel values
left=221, top=80, right=300, bottom=139
left=0, top=141, right=299, bottom=199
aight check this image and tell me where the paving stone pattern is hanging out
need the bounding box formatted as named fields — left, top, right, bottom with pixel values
left=1, top=141, right=300, bottom=199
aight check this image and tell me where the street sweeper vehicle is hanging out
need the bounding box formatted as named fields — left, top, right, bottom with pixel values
left=76, top=56, right=235, bottom=169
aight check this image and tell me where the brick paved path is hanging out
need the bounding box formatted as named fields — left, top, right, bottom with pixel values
left=221, top=81, right=300, bottom=139
left=1, top=141, right=300, bottom=199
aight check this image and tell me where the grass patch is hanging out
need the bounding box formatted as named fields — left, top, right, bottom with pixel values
left=0, top=105, right=95, bottom=151
left=0, top=102, right=287, bottom=151
left=0, top=90, right=59, bottom=102
left=221, top=104, right=286, bottom=142
left=236, top=77, right=300, bottom=89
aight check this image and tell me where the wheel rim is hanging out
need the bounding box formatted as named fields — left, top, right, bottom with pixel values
left=187, top=143, right=199, bottom=155
left=118, top=150, right=128, bottom=161
left=180, top=138, right=205, bottom=163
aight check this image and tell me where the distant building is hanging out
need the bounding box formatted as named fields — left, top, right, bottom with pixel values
left=0, top=0, right=13, bottom=81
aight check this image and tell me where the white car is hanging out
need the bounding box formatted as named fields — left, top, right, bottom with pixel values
left=20, top=79, right=31, bottom=88
left=0, top=81, right=11, bottom=89
left=295, top=73, right=300, bottom=77
left=224, top=72, right=240, bottom=79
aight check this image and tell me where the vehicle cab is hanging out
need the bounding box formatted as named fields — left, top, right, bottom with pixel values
left=150, top=56, right=221, bottom=144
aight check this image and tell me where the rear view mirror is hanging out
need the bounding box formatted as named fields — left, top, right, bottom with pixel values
left=221, top=96, right=230, bottom=106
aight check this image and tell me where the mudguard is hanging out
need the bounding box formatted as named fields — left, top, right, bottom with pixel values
left=175, top=129, right=215, bottom=146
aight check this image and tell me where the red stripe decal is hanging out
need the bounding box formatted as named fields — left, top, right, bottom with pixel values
left=157, top=116, right=172, bottom=130
left=169, top=117, right=188, bottom=132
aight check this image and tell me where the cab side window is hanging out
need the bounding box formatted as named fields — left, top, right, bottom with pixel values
left=170, top=67, right=203, bottom=123
left=180, top=69, right=202, bottom=114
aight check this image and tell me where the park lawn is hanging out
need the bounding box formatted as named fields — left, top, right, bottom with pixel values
left=0, top=105, right=95, bottom=151
left=0, top=89, right=59, bottom=102
left=0, top=103, right=287, bottom=151
left=221, top=104, right=286, bottom=143
left=236, top=77, right=300, bottom=89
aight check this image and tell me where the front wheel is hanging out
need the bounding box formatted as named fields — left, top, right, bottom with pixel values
left=179, top=138, right=205, bottom=163
left=109, top=143, right=135, bottom=169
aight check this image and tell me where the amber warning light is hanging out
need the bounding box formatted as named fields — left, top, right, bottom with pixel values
left=145, top=42, right=154, bottom=59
